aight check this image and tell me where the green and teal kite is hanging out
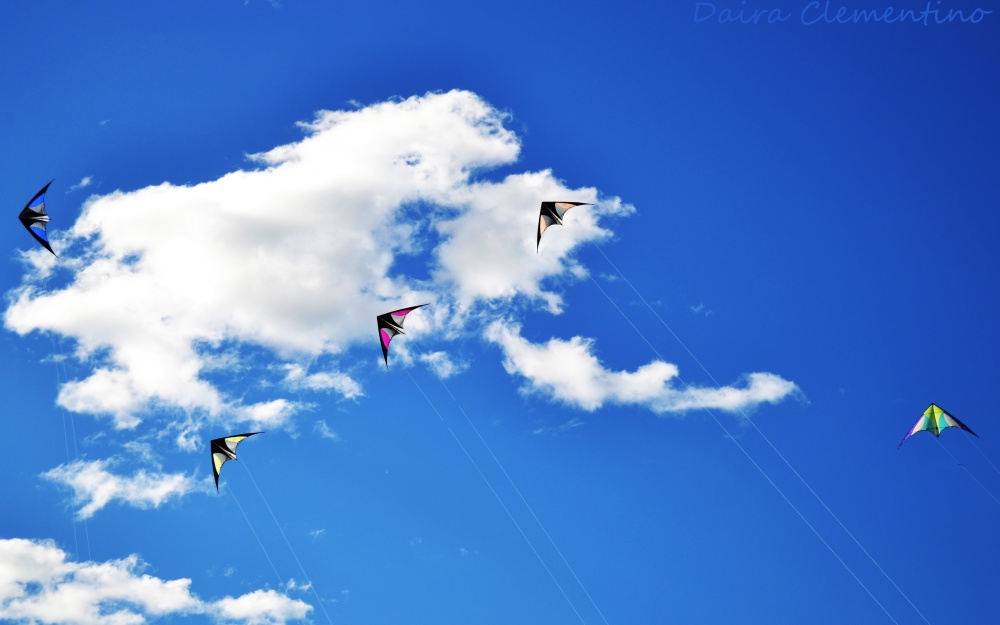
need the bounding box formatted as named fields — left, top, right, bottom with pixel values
left=898, top=403, right=978, bottom=448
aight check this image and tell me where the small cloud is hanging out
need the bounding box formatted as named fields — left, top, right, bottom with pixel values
left=98, top=119, right=110, bottom=126
left=69, top=176, right=93, bottom=192
left=532, top=417, right=584, bottom=436
left=330, top=589, right=351, bottom=604
left=212, top=589, right=311, bottom=624
left=409, top=537, right=423, bottom=547
left=239, top=398, right=301, bottom=429
left=690, top=303, right=713, bottom=317
left=224, top=566, right=236, bottom=577
left=313, top=420, right=341, bottom=442
left=419, top=351, right=468, bottom=378
left=285, top=578, right=312, bottom=593
left=40, top=353, right=69, bottom=365
left=122, top=440, right=160, bottom=466
left=309, top=529, right=326, bottom=540
left=282, top=364, right=363, bottom=399
left=599, top=272, right=619, bottom=282
left=488, top=321, right=798, bottom=415
left=42, top=458, right=207, bottom=519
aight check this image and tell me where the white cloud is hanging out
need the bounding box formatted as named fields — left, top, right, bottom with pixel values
left=213, top=589, right=310, bottom=625
left=281, top=364, right=362, bottom=398
left=313, top=420, right=341, bottom=442
left=69, top=177, right=93, bottom=192
left=237, top=399, right=301, bottom=429
left=4, top=90, right=625, bottom=434
left=433, top=175, right=632, bottom=313
left=532, top=417, right=584, bottom=436
left=418, top=350, right=467, bottom=378
left=487, top=322, right=798, bottom=415
left=42, top=459, right=204, bottom=519
left=0, top=538, right=311, bottom=625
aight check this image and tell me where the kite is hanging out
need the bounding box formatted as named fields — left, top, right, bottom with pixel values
left=898, top=403, right=978, bottom=448
left=211, top=432, right=261, bottom=491
left=19, top=181, right=56, bottom=256
left=377, top=304, right=427, bottom=368
left=537, top=201, right=591, bottom=252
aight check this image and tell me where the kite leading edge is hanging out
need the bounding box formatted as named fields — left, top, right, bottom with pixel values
left=898, top=403, right=978, bottom=448
left=19, top=181, right=57, bottom=256
left=537, top=201, right=591, bottom=252
left=211, top=432, right=262, bottom=491
left=377, top=304, right=428, bottom=369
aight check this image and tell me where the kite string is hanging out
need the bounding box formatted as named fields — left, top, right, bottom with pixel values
left=412, top=349, right=611, bottom=625
left=239, top=457, right=335, bottom=625
left=935, top=437, right=1000, bottom=506
left=402, top=366, right=591, bottom=625
left=578, top=248, right=903, bottom=625
left=222, top=476, right=286, bottom=589
left=964, top=435, right=1000, bottom=478
left=48, top=335, right=90, bottom=561
left=588, top=241, right=933, bottom=622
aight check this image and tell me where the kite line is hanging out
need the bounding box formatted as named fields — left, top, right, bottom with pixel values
left=426, top=363, right=613, bottom=625
left=579, top=242, right=910, bottom=625
left=240, top=457, right=336, bottom=625
left=382, top=304, right=600, bottom=623
left=401, top=366, right=593, bottom=625
left=965, top=436, right=1000, bottom=478
left=935, top=437, right=1000, bottom=506
left=49, top=335, right=92, bottom=562
left=222, top=476, right=286, bottom=589
left=214, top=434, right=334, bottom=624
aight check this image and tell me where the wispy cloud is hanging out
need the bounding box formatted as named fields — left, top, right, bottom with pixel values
left=42, top=459, right=205, bottom=519
left=0, top=538, right=311, bottom=624
left=418, top=350, right=467, bottom=378
left=690, top=303, right=713, bottom=317
left=532, top=417, right=584, bottom=436
left=487, top=322, right=798, bottom=415
left=313, top=420, right=341, bottom=442
left=4, top=90, right=628, bottom=435
left=68, top=177, right=93, bottom=192
left=237, top=398, right=302, bottom=429
left=282, top=364, right=362, bottom=399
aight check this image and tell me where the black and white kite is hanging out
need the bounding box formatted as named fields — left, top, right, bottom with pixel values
left=19, top=181, right=56, bottom=256
left=377, top=304, right=427, bottom=369
left=211, top=432, right=261, bottom=492
left=537, top=201, right=590, bottom=252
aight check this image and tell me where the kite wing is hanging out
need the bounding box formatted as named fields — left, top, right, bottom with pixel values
left=376, top=304, right=428, bottom=368
left=537, top=201, right=591, bottom=252
left=898, top=403, right=978, bottom=448
left=211, top=432, right=261, bottom=491
left=19, top=181, right=56, bottom=256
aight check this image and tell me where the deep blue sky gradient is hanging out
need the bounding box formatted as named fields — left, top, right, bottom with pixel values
left=1, top=1, right=998, bottom=624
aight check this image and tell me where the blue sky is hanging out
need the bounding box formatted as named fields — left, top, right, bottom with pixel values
left=1, top=1, right=998, bottom=624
